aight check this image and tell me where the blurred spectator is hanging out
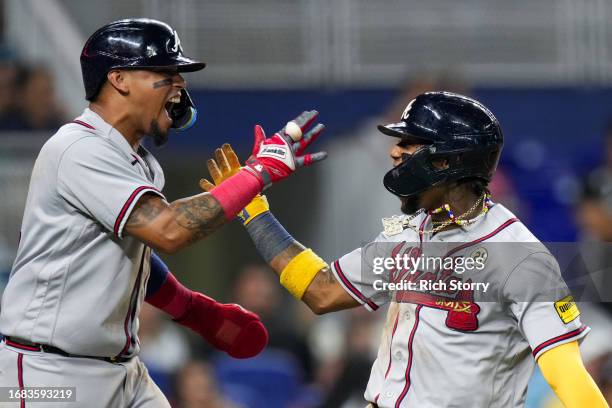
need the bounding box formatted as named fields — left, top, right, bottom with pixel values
left=1, top=65, right=66, bottom=131
left=0, top=50, right=18, bottom=127
left=560, top=124, right=612, bottom=406
left=173, top=361, right=241, bottom=408
left=488, top=166, right=524, bottom=219
left=138, top=303, right=191, bottom=397
left=231, top=263, right=315, bottom=381
left=574, top=164, right=612, bottom=308
left=576, top=170, right=612, bottom=242
left=604, top=362, right=612, bottom=404
left=575, top=119, right=612, bottom=242
left=213, top=348, right=313, bottom=408
left=320, top=308, right=381, bottom=408
left=604, top=119, right=612, bottom=173
left=197, top=264, right=323, bottom=408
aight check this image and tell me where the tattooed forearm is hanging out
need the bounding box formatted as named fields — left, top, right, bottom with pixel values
left=169, top=193, right=226, bottom=242
left=126, top=193, right=166, bottom=228
left=126, top=192, right=227, bottom=250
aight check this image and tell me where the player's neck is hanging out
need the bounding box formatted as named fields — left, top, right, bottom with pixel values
left=89, top=103, right=143, bottom=151
left=429, top=187, right=481, bottom=230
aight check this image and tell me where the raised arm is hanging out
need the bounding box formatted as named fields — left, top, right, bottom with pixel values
left=243, top=196, right=358, bottom=314
left=201, top=145, right=359, bottom=314
left=125, top=111, right=326, bottom=253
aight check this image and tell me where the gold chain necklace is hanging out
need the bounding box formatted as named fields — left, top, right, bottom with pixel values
left=404, top=193, right=493, bottom=235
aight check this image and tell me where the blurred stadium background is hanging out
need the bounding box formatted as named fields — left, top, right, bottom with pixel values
left=0, top=0, right=611, bottom=407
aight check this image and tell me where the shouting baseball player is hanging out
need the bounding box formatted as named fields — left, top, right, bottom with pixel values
left=0, top=19, right=326, bottom=407
left=203, top=92, right=608, bottom=407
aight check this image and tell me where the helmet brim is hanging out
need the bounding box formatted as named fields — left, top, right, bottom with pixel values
left=377, top=123, right=432, bottom=145
left=172, top=55, right=206, bottom=72
left=118, top=55, right=206, bottom=73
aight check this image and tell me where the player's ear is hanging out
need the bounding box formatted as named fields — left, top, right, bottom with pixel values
left=106, top=69, right=130, bottom=96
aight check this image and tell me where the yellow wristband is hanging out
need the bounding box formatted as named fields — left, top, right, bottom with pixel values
left=280, top=248, right=327, bottom=299
left=239, top=195, right=270, bottom=225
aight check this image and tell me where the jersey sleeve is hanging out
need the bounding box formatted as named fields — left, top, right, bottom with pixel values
left=330, top=233, right=391, bottom=312
left=503, top=251, right=590, bottom=360
left=57, top=137, right=166, bottom=238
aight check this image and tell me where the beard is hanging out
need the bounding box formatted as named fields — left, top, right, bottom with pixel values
left=400, top=194, right=422, bottom=215
left=149, top=119, right=169, bottom=147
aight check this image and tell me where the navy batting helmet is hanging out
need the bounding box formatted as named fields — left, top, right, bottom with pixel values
left=379, top=92, right=503, bottom=198
left=80, top=18, right=205, bottom=130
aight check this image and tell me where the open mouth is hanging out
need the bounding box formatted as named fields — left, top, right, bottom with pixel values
left=164, top=94, right=181, bottom=121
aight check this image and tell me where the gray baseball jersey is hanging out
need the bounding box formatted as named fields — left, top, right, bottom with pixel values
left=0, top=108, right=165, bottom=359
left=330, top=203, right=589, bottom=408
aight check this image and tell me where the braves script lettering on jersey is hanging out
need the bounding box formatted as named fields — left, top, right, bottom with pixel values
left=330, top=204, right=589, bottom=407
left=0, top=108, right=165, bottom=356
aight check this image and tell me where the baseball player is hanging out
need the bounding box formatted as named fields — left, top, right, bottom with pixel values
left=0, top=19, right=326, bottom=407
left=203, top=92, right=608, bottom=407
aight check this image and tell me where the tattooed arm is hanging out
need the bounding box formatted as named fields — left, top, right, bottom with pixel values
left=125, top=192, right=226, bottom=254
left=126, top=192, right=354, bottom=311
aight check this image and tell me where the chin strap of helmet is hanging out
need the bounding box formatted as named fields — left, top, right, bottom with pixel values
left=170, top=89, right=198, bottom=131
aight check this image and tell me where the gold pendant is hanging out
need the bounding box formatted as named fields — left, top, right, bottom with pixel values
left=382, top=215, right=404, bottom=236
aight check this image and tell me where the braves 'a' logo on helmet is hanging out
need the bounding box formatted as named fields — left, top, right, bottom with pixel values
left=401, top=99, right=416, bottom=121
left=168, top=30, right=182, bottom=54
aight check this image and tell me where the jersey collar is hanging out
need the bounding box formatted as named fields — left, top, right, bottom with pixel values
left=79, top=108, right=140, bottom=158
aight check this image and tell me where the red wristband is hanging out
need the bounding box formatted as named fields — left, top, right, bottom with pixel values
left=210, top=169, right=263, bottom=220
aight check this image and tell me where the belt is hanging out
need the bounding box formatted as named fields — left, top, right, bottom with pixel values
left=4, top=337, right=131, bottom=364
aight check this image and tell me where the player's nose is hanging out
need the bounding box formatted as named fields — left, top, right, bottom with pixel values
left=389, top=144, right=404, bottom=165
left=172, top=72, right=186, bottom=88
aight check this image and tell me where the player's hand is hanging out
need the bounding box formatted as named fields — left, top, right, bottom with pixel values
left=175, top=293, right=269, bottom=359
left=243, top=110, right=326, bottom=189
left=199, top=143, right=241, bottom=192
left=200, top=144, right=271, bottom=225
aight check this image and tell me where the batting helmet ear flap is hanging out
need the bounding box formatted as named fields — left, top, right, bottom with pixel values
left=487, top=148, right=501, bottom=169
left=170, top=89, right=198, bottom=131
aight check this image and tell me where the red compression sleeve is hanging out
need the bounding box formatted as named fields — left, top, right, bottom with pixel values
left=145, top=269, right=268, bottom=359
left=145, top=271, right=194, bottom=319
left=209, top=169, right=263, bottom=220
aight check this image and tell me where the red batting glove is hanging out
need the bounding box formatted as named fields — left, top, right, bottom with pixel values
left=175, top=293, right=269, bottom=359
left=243, top=110, right=327, bottom=188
